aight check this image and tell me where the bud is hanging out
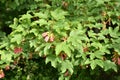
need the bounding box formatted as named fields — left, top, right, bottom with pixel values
left=59, top=53, right=67, bottom=60
left=83, top=47, right=88, bottom=52
left=0, top=70, right=5, bottom=79
left=62, top=1, right=68, bottom=8
left=5, top=65, right=10, bottom=71
left=112, top=57, right=116, bottom=63
left=64, top=69, right=70, bottom=77
left=29, top=53, right=33, bottom=59
left=117, top=58, right=120, bottom=65
left=102, top=11, right=107, bottom=16
left=14, top=47, right=22, bottom=54
left=42, top=32, right=49, bottom=37
left=44, top=36, right=49, bottom=42
left=49, top=34, right=54, bottom=42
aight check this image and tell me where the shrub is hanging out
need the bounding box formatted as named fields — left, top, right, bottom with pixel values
left=0, top=0, right=120, bottom=80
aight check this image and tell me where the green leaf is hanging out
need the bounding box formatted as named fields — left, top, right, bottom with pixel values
left=104, top=60, right=117, bottom=72
left=9, top=18, right=18, bottom=29
left=51, top=8, right=68, bottom=20
left=55, top=42, right=71, bottom=57
left=39, top=19, right=47, bottom=26
left=61, top=60, right=73, bottom=74
left=19, top=13, right=32, bottom=20
left=95, top=60, right=104, bottom=68
left=30, top=28, right=39, bottom=36
left=55, top=43, right=63, bottom=56
left=96, top=0, right=104, bottom=5
left=110, top=43, right=120, bottom=55
left=29, top=40, right=38, bottom=47
left=59, top=75, right=64, bottom=80
left=91, top=42, right=102, bottom=48
left=34, top=0, right=42, bottom=2
left=0, top=51, right=13, bottom=63
left=67, top=29, right=87, bottom=48
left=15, top=0, right=19, bottom=5
left=11, top=34, right=22, bottom=44
left=64, top=22, right=70, bottom=30
left=15, top=25, right=24, bottom=32
left=45, top=55, right=60, bottom=68
left=84, top=59, right=91, bottom=64
left=44, top=44, right=51, bottom=55
left=94, top=50, right=105, bottom=59
left=90, top=53, right=95, bottom=60
left=108, top=27, right=119, bottom=38
left=90, top=60, right=96, bottom=70
left=34, top=12, right=48, bottom=19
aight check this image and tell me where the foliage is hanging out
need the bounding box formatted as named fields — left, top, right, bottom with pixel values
left=0, top=0, right=120, bottom=80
